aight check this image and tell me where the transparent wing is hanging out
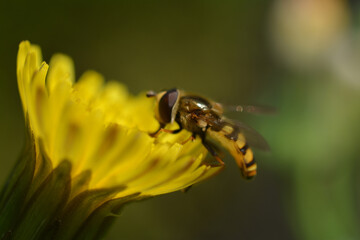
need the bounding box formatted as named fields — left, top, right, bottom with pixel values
left=209, top=117, right=270, bottom=151
left=222, top=104, right=277, bottom=115
left=230, top=119, right=270, bottom=151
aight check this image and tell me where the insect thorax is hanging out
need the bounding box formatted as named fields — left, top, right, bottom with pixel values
left=176, top=96, right=221, bottom=135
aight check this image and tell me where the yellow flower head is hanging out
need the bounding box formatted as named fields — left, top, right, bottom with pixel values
left=16, top=41, right=223, bottom=199
left=0, top=40, right=225, bottom=240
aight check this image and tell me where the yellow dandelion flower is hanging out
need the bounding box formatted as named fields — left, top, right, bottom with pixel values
left=0, top=41, right=223, bottom=239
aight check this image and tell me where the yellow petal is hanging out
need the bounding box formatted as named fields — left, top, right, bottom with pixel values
left=17, top=41, right=224, bottom=200
left=47, top=54, right=74, bottom=94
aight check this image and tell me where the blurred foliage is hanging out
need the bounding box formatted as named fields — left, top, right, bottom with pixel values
left=1, top=0, right=359, bottom=240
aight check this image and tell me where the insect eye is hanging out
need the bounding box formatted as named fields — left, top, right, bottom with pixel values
left=158, top=89, right=179, bottom=123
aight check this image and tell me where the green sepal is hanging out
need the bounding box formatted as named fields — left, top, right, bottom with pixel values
left=50, top=186, right=126, bottom=240
left=74, top=193, right=149, bottom=240
left=0, top=120, right=36, bottom=238
left=11, top=160, right=72, bottom=240
left=68, top=170, right=92, bottom=201
left=25, top=140, right=53, bottom=202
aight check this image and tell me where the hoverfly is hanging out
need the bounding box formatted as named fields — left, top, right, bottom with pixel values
left=146, top=88, right=270, bottom=179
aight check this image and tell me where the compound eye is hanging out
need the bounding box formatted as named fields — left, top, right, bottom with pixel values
left=158, top=89, right=179, bottom=123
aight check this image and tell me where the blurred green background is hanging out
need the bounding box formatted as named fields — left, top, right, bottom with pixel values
left=1, top=0, right=360, bottom=239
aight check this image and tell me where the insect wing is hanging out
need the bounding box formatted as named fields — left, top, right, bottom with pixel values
left=223, top=104, right=277, bottom=115
left=208, top=117, right=270, bottom=152
left=225, top=119, right=270, bottom=151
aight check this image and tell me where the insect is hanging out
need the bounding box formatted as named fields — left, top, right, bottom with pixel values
left=146, top=88, right=269, bottom=179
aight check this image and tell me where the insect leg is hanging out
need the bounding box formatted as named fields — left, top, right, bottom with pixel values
left=201, top=137, right=224, bottom=166
left=181, top=132, right=196, bottom=145
left=149, top=123, right=165, bottom=137
left=171, top=124, right=183, bottom=134
left=149, top=123, right=182, bottom=137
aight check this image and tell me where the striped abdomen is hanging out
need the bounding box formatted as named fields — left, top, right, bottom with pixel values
left=207, top=125, right=257, bottom=179
left=235, top=142, right=257, bottom=179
